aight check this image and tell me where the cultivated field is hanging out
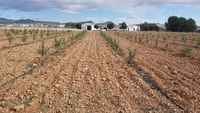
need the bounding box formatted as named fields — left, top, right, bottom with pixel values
left=0, top=29, right=199, bottom=112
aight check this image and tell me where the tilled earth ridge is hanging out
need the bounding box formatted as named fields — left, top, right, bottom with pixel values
left=0, top=32, right=74, bottom=85
left=0, top=31, right=182, bottom=112
left=108, top=31, right=200, bottom=112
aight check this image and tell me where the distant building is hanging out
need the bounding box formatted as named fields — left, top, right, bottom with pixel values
left=156, top=23, right=167, bottom=31
left=59, top=24, right=65, bottom=28
left=197, top=26, right=200, bottom=31
left=81, top=22, right=95, bottom=31
left=99, top=24, right=108, bottom=30
left=20, top=24, right=29, bottom=27
left=113, top=25, right=121, bottom=31
left=127, top=24, right=140, bottom=31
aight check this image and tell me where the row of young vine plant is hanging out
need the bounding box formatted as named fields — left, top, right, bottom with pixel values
left=100, top=32, right=137, bottom=64
left=114, top=32, right=200, bottom=56
left=37, top=30, right=87, bottom=65
left=5, top=29, right=71, bottom=44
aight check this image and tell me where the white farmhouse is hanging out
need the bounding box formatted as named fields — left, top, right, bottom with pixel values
left=127, top=24, right=140, bottom=31
left=59, top=24, right=65, bottom=28
left=20, top=24, right=29, bottom=27
left=81, top=22, right=95, bottom=31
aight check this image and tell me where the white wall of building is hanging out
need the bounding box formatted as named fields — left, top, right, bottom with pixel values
left=127, top=24, right=140, bottom=31
left=81, top=23, right=95, bottom=31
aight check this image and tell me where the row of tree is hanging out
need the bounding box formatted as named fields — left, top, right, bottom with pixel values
left=65, top=23, right=82, bottom=29
left=65, top=21, right=128, bottom=30
left=65, top=16, right=198, bottom=32
left=140, top=22, right=159, bottom=31
left=165, top=16, right=197, bottom=32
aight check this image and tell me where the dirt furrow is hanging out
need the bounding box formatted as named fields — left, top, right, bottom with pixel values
left=0, top=33, right=72, bottom=84
left=109, top=31, right=200, bottom=112
left=0, top=31, right=183, bottom=112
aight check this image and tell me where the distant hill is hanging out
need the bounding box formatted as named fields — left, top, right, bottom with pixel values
left=65, top=20, right=94, bottom=25
left=0, top=18, right=62, bottom=25
left=15, top=19, right=35, bottom=23
left=0, top=18, right=15, bottom=24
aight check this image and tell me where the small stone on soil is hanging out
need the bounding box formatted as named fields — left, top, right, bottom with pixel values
left=54, top=84, right=60, bottom=88
left=11, top=104, right=24, bottom=111
left=33, top=63, right=37, bottom=67
left=172, top=70, right=178, bottom=74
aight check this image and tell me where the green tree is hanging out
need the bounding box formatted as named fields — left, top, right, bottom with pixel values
left=187, top=18, right=197, bottom=32
left=71, top=23, right=76, bottom=28
left=65, top=23, right=71, bottom=28
left=94, top=24, right=99, bottom=29
left=140, top=22, right=159, bottom=31
left=120, top=22, right=127, bottom=30
left=165, top=16, right=180, bottom=31
left=107, top=22, right=115, bottom=30
left=149, top=23, right=159, bottom=31
left=140, top=22, right=149, bottom=31
left=65, top=23, right=76, bottom=28
left=165, top=16, right=197, bottom=32
left=178, top=17, right=187, bottom=32
left=76, top=23, right=82, bottom=29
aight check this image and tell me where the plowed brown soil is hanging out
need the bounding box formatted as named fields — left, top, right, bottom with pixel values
left=0, top=31, right=185, bottom=112
left=0, top=31, right=74, bottom=85
left=108, top=31, right=200, bottom=112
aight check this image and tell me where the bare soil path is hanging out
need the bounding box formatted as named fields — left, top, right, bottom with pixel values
left=0, top=31, right=183, bottom=112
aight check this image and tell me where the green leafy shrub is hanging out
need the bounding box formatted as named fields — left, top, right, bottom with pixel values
left=21, top=33, right=28, bottom=42
left=53, top=37, right=62, bottom=50
left=181, top=34, right=187, bottom=44
left=155, top=37, right=159, bottom=46
left=33, top=32, right=37, bottom=41
left=100, top=32, right=122, bottom=53
left=7, top=33, right=14, bottom=43
left=197, top=37, right=200, bottom=46
left=124, top=48, right=137, bottom=63
left=38, top=39, right=49, bottom=57
left=139, top=37, right=142, bottom=43
left=163, top=36, right=167, bottom=42
left=164, top=42, right=168, bottom=49
left=40, top=30, right=44, bottom=38
left=146, top=38, right=149, bottom=44
left=181, top=45, right=193, bottom=56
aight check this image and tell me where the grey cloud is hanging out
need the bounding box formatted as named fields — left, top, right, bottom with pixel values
left=0, top=0, right=200, bottom=12
left=126, top=16, right=139, bottom=19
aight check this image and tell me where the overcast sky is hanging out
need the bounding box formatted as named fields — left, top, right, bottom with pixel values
left=0, top=0, right=200, bottom=25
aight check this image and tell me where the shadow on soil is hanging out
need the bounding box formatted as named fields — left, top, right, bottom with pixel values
left=0, top=66, right=37, bottom=90
left=129, top=61, right=187, bottom=113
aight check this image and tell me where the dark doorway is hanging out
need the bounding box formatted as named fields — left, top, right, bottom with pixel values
left=103, top=27, right=107, bottom=30
left=87, top=26, right=92, bottom=30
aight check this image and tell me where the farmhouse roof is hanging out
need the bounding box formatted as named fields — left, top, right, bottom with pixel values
left=156, top=23, right=166, bottom=29
left=79, top=21, right=94, bottom=24
left=197, top=26, right=200, bottom=30
left=127, top=24, right=139, bottom=27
